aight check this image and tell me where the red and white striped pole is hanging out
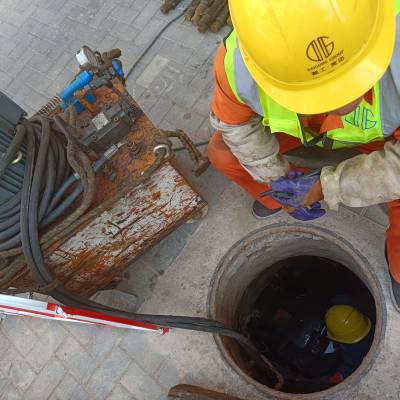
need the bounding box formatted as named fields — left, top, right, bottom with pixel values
left=0, top=294, right=169, bottom=334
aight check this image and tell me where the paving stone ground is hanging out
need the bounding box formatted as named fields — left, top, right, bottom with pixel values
left=0, top=1, right=389, bottom=399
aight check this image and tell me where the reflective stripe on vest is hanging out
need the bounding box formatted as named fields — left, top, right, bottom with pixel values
left=225, top=31, right=261, bottom=111
left=224, top=4, right=400, bottom=149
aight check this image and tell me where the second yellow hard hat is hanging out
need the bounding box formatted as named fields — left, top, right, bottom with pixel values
left=325, top=305, right=372, bottom=344
left=228, top=0, right=396, bottom=114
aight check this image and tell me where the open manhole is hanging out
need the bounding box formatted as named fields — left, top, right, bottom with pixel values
left=208, top=224, right=385, bottom=399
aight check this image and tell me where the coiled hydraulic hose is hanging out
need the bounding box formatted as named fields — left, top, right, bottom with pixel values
left=40, top=154, right=110, bottom=227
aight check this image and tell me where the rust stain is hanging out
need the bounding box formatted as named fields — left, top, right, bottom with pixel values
left=174, top=179, right=186, bottom=188
left=152, top=191, right=161, bottom=201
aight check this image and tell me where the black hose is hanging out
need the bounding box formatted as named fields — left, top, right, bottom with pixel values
left=125, top=5, right=189, bottom=80
left=0, top=193, right=21, bottom=215
left=38, top=134, right=56, bottom=220
left=0, top=117, right=113, bottom=249
left=0, top=223, right=19, bottom=241
left=41, top=155, right=109, bottom=228
left=0, top=213, right=19, bottom=230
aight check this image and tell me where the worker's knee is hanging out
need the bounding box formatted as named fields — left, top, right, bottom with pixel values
left=208, top=131, right=241, bottom=178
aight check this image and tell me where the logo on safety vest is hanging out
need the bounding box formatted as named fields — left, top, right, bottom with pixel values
left=306, top=37, right=335, bottom=62
left=344, top=106, right=377, bottom=130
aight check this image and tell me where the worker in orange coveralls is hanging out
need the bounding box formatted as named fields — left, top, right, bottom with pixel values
left=208, top=0, right=400, bottom=309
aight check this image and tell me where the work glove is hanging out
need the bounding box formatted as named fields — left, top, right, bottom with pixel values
left=270, top=171, right=326, bottom=221
left=290, top=203, right=326, bottom=221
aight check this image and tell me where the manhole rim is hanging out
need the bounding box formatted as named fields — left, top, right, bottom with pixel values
left=207, top=223, right=386, bottom=400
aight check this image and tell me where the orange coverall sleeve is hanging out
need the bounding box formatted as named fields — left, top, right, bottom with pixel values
left=211, top=44, right=255, bottom=125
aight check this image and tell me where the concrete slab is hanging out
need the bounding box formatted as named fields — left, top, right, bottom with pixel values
left=136, top=184, right=398, bottom=400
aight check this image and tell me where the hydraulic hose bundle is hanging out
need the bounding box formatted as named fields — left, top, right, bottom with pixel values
left=0, top=112, right=95, bottom=280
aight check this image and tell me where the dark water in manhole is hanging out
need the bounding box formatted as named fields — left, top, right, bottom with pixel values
left=237, top=256, right=376, bottom=394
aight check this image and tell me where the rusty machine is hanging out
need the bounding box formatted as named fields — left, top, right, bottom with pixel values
left=0, top=45, right=282, bottom=388
left=0, top=46, right=208, bottom=298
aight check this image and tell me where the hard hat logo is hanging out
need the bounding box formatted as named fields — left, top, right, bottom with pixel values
left=306, top=37, right=335, bottom=62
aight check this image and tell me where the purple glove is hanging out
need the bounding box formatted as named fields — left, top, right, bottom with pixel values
left=290, top=202, right=326, bottom=221
left=270, top=171, right=326, bottom=221
left=270, top=171, right=320, bottom=208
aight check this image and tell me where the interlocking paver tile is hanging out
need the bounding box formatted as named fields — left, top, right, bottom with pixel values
left=118, top=330, right=164, bottom=374
left=63, top=323, right=122, bottom=361
left=120, top=360, right=165, bottom=400
left=86, top=346, right=131, bottom=400
left=24, top=319, right=68, bottom=373
left=1, top=317, right=37, bottom=355
left=154, top=358, right=180, bottom=390
left=0, top=345, right=36, bottom=393
left=24, top=358, right=66, bottom=400
left=55, top=335, right=97, bottom=384
left=163, top=104, right=204, bottom=135
left=53, top=373, right=80, bottom=400
left=110, top=6, right=140, bottom=25
left=53, top=373, right=90, bottom=400
left=0, top=384, right=21, bottom=400
left=146, top=96, right=174, bottom=127
left=108, top=384, right=136, bottom=400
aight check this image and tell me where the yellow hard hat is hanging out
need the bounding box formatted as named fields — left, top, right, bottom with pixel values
left=228, top=0, right=396, bottom=114
left=325, top=305, right=372, bottom=344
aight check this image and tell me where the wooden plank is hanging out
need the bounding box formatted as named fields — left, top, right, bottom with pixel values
left=48, top=163, right=205, bottom=296
left=8, top=162, right=205, bottom=296
left=168, top=385, right=244, bottom=400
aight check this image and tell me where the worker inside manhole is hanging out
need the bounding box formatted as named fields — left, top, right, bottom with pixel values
left=238, top=256, right=376, bottom=394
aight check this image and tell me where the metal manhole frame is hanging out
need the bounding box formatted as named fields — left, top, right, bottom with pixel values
left=207, top=223, right=386, bottom=400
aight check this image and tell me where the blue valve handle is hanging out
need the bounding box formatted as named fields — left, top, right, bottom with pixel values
left=112, top=60, right=124, bottom=78
left=59, top=70, right=94, bottom=104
